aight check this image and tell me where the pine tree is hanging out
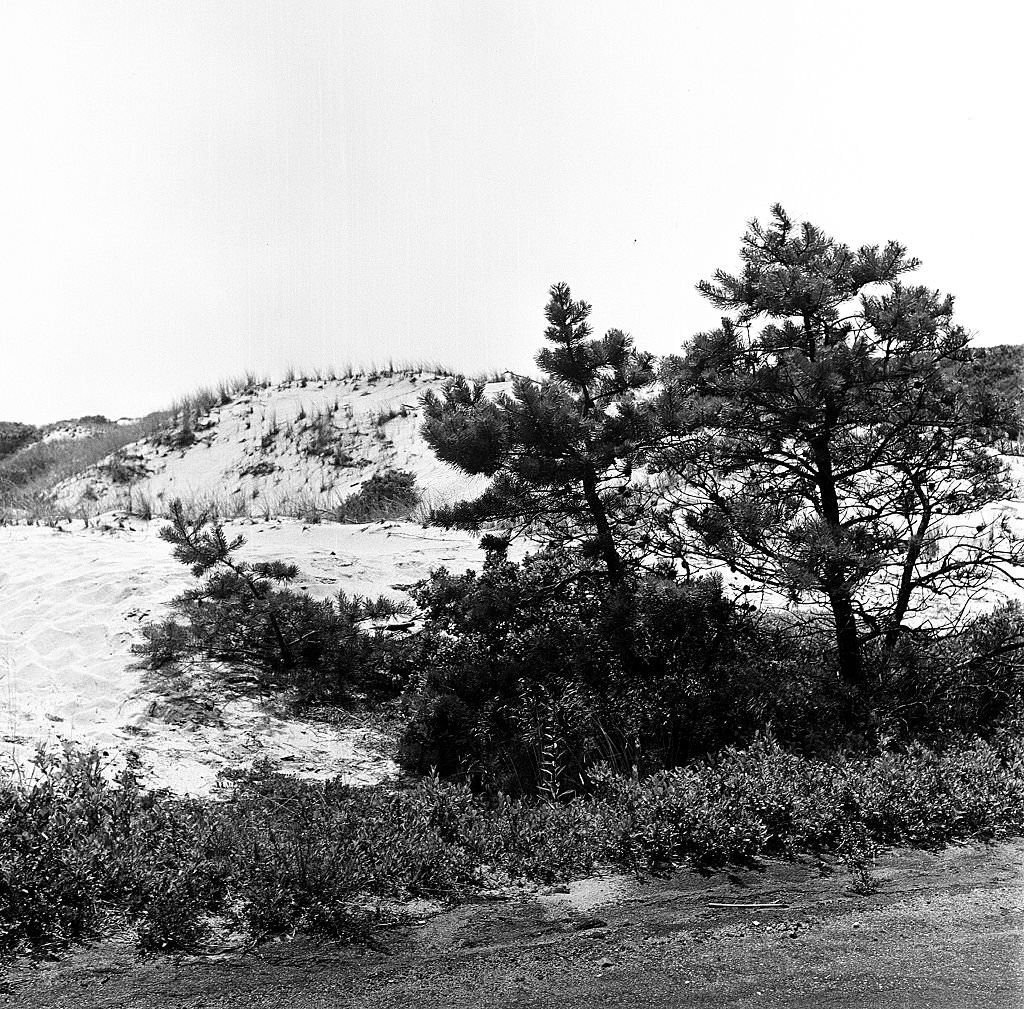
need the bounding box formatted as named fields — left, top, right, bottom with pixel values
left=656, top=205, right=1022, bottom=688
left=421, top=282, right=661, bottom=584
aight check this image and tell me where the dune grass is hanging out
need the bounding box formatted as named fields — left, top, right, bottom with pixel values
left=0, top=418, right=170, bottom=522
left=0, top=364, right=480, bottom=525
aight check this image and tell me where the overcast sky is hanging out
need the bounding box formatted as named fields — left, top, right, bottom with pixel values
left=1, top=1, right=1020, bottom=423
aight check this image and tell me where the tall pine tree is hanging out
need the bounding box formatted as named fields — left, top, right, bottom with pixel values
left=655, top=206, right=1022, bottom=688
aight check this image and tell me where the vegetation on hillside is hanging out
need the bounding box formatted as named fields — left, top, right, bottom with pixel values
left=0, top=422, right=38, bottom=461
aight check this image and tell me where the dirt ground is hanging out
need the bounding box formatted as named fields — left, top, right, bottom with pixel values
left=3, top=840, right=1022, bottom=1009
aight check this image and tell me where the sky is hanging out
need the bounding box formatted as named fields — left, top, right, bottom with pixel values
left=0, top=1, right=1020, bottom=423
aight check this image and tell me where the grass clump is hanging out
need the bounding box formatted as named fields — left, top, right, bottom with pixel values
left=331, top=468, right=419, bottom=523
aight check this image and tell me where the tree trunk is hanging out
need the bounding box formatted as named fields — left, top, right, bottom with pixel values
left=810, top=435, right=865, bottom=688
left=880, top=477, right=932, bottom=673
left=580, top=466, right=624, bottom=585
left=828, top=587, right=864, bottom=687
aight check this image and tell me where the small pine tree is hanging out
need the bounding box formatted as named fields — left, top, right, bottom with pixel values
left=138, top=500, right=408, bottom=701
left=421, top=283, right=662, bottom=584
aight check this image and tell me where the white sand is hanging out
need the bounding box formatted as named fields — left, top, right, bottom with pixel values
left=2, top=372, right=510, bottom=794
left=53, top=373, right=498, bottom=519
left=4, top=372, right=1023, bottom=793
left=0, top=516, right=496, bottom=794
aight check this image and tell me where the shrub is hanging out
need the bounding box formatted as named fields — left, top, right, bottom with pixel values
left=873, top=602, right=1024, bottom=742
left=135, top=871, right=209, bottom=952
left=331, top=468, right=419, bottom=523
left=0, top=422, right=38, bottom=461
left=98, top=449, right=149, bottom=485
left=397, top=549, right=846, bottom=794
left=134, top=500, right=409, bottom=702
left=3, top=735, right=1023, bottom=953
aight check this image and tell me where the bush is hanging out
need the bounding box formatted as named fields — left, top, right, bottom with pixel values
left=98, top=449, right=149, bottom=485
left=135, top=871, right=210, bottom=952
left=873, top=602, right=1024, bottom=742
left=397, top=550, right=848, bottom=794
left=134, top=501, right=408, bottom=703
left=0, top=422, right=38, bottom=461
left=4, top=735, right=1023, bottom=953
left=331, top=468, right=419, bottom=523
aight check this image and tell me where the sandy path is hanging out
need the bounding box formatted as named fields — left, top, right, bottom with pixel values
left=4, top=841, right=1021, bottom=1008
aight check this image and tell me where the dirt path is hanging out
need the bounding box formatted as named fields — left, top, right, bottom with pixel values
left=3, top=841, right=1022, bottom=1008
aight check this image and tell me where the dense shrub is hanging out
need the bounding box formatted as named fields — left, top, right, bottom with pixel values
left=955, top=344, right=1024, bottom=447
left=331, top=468, right=419, bottom=523
left=397, top=550, right=849, bottom=793
left=0, top=422, right=38, bottom=461
left=871, top=601, right=1024, bottom=742
left=3, top=736, right=1022, bottom=953
left=0, top=749, right=220, bottom=953
left=135, top=501, right=409, bottom=703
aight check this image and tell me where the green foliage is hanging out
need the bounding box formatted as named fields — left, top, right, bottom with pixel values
left=397, top=550, right=844, bottom=793
left=874, top=601, right=1024, bottom=741
left=0, top=422, right=38, bottom=461
left=422, top=282, right=662, bottom=583
left=135, top=871, right=210, bottom=952
left=398, top=548, right=1024, bottom=794
left=956, top=344, right=1024, bottom=447
left=330, top=468, right=419, bottom=523
left=135, top=500, right=408, bottom=703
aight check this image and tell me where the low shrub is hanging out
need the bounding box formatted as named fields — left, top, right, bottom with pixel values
left=3, top=735, right=1022, bottom=954
left=135, top=871, right=210, bottom=952
left=331, top=468, right=419, bottom=523
left=134, top=500, right=409, bottom=703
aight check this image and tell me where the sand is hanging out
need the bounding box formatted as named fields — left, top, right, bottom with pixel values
left=0, top=515, right=498, bottom=794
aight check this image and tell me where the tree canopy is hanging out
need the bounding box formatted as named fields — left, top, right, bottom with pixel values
left=421, top=282, right=662, bottom=584
left=654, top=205, right=1022, bottom=687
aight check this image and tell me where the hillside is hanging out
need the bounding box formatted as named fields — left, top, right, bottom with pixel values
left=2, top=361, right=1024, bottom=794
left=0, top=370, right=506, bottom=793
left=34, top=371, right=495, bottom=521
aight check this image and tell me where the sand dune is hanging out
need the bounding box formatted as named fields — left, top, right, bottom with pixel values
left=4, top=371, right=1023, bottom=793
left=1, top=372, right=507, bottom=793
left=0, top=515, right=496, bottom=793
left=52, top=372, right=497, bottom=519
